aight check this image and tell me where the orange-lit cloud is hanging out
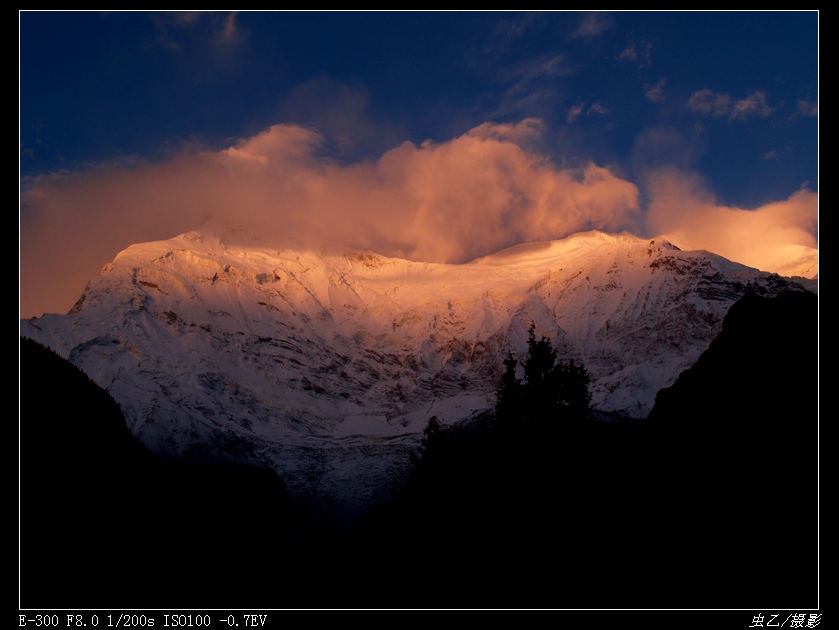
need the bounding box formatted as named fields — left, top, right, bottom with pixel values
left=19, top=120, right=817, bottom=320
left=20, top=120, right=644, bottom=318
left=646, top=168, right=818, bottom=278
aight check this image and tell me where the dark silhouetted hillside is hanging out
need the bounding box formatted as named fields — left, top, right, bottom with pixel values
left=19, top=338, right=316, bottom=609
left=644, top=289, right=818, bottom=609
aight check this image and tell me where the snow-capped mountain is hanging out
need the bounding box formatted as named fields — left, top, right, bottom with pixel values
left=20, top=222, right=815, bottom=516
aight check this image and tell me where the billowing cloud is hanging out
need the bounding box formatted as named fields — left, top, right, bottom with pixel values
left=686, top=89, right=775, bottom=120
left=645, top=168, right=818, bottom=278
left=20, top=119, right=817, bottom=319
left=464, top=118, right=545, bottom=147
left=20, top=120, right=644, bottom=318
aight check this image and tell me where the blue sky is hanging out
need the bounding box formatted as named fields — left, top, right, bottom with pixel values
left=19, top=11, right=818, bottom=318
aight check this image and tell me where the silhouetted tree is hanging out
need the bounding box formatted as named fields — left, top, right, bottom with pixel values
left=522, top=326, right=559, bottom=420
left=496, top=324, right=591, bottom=425
left=495, top=354, right=523, bottom=425
left=410, top=415, right=445, bottom=466
left=553, top=358, right=592, bottom=420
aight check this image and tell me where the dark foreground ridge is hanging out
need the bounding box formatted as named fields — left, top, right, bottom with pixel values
left=19, top=337, right=316, bottom=609
left=19, top=289, right=818, bottom=609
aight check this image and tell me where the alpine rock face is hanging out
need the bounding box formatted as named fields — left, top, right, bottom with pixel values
left=20, top=223, right=815, bottom=517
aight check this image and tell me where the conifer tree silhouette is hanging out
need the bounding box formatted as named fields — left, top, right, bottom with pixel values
left=496, top=323, right=591, bottom=425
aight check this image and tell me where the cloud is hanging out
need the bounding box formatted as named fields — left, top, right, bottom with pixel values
left=216, top=11, right=240, bottom=45
left=149, top=13, right=182, bottom=50
left=500, top=54, right=573, bottom=109
left=686, top=89, right=775, bottom=121
left=465, top=118, right=545, bottom=147
left=631, top=127, right=705, bottom=172
left=275, top=78, right=403, bottom=161
left=729, top=91, right=774, bottom=120
left=222, top=123, right=325, bottom=165
left=494, top=16, right=528, bottom=43
left=796, top=99, right=818, bottom=117
left=570, top=12, right=614, bottom=40
left=644, top=78, right=666, bottom=103
left=618, top=40, right=652, bottom=66
left=567, top=102, right=585, bottom=124
left=588, top=102, right=610, bottom=116
left=519, top=54, right=573, bottom=81
left=617, top=44, right=637, bottom=63
left=686, top=89, right=732, bottom=117
left=20, top=120, right=644, bottom=318
left=645, top=168, right=818, bottom=278
left=148, top=11, right=244, bottom=53
left=171, top=12, right=203, bottom=26
left=20, top=119, right=817, bottom=319
left=566, top=101, right=611, bottom=123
